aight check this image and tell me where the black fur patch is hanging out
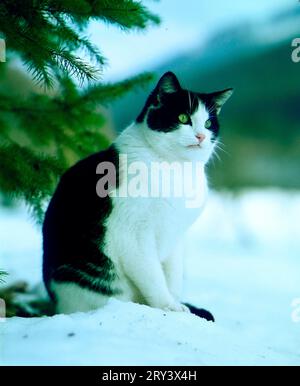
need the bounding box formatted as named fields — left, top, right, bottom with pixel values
left=137, top=88, right=200, bottom=133
left=137, top=72, right=232, bottom=141
left=43, top=145, right=120, bottom=300
left=184, top=303, right=215, bottom=322
left=198, top=92, right=221, bottom=140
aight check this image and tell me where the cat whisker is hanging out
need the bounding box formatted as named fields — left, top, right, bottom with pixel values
left=216, top=139, right=226, bottom=147
left=211, top=147, right=222, bottom=163
left=188, top=91, right=192, bottom=115
left=215, top=139, right=226, bottom=149
left=214, top=144, right=230, bottom=158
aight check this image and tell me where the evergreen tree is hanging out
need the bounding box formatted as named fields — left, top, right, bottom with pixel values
left=0, top=270, right=7, bottom=283
left=0, top=0, right=160, bottom=221
left=0, top=0, right=160, bottom=282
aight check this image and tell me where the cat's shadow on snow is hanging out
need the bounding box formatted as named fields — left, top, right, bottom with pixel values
left=2, top=280, right=214, bottom=322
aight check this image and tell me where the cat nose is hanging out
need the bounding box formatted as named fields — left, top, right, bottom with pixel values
left=195, top=133, right=206, bottom=143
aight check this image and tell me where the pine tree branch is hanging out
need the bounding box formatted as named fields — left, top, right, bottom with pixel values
left=90, top=0, right=160, bottom=30
left=51, top=48, right=101, bottom=85
left=0, top=0, right=160, bottom=87
left=0, top=271, right=8, bottom=284
left=80, top=72, right=154, bottom=105
left=0, top=142, right=64, bottom=222
left=0, top=0, right=161, bottom=219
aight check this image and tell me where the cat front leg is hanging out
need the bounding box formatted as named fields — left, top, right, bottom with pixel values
left=120, top=241, right=189, bottom=313
left=163, top=243, right=184, bottom=302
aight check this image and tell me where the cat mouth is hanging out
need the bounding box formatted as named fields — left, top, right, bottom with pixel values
left=187, top=144, right=201, bottom=149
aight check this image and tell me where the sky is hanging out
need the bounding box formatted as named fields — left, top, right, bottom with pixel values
left=89, top=0, right=292, bottom=80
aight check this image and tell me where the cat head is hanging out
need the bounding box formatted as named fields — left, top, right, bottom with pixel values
left=137, top=72, right=233, bottom=163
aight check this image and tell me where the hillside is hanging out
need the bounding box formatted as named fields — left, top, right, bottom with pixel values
left=110, top=6, right=300, bottom=189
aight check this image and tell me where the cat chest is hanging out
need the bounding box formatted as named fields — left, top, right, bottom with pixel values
left=104, top=166, right=208, bottom=260
left=152, top=197, right=205, bottom=260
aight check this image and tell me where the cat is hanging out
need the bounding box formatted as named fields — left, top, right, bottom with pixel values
left=43, top=72, right=233, bottom=319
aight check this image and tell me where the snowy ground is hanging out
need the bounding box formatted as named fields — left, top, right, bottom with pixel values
left=0, top=189, right=300, bottom=366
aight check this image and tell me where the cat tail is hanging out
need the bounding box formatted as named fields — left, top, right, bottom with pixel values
left=183, top=302, right=215, bottom=322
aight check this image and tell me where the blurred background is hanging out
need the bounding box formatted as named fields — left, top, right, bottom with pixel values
left=97, top=0, right=300, bottom=190
left=0, top=0, right=299, bottom=318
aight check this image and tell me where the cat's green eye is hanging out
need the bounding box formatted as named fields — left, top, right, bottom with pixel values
left=178, top=114, right=190, bottom=124
left=205, top=119, right=212, bottom=129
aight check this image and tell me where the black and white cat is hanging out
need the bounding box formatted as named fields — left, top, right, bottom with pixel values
left=43, top=72, right=233, bottom=317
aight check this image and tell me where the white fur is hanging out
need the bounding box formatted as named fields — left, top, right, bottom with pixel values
left=52, top=282, right=109, bottom=314
left=54, top=102, right=215, bottom=314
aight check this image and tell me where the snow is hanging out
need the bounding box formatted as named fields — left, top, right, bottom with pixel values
left=1, top=189, right=300, bottom=366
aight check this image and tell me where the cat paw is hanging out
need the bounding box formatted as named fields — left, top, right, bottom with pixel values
left=163, top=302, right=191, bottom=313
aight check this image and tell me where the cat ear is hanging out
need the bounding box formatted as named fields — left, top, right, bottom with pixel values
left=210, top=88, right=233, bottom=114
left=156, top=72, right=182, bottom=96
